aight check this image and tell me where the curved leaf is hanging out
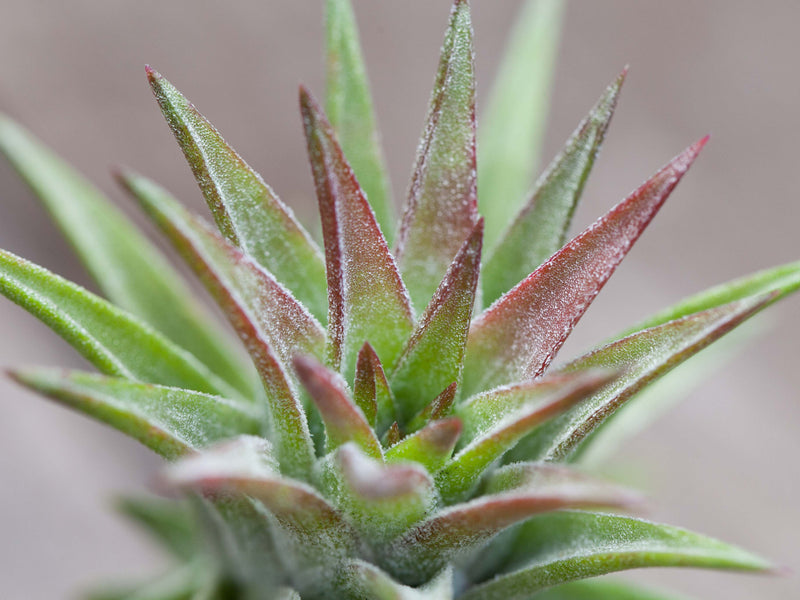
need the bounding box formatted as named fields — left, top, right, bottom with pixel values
left=0, top=117, right=253, bottom=396
left=511, top=293, right=777, bottom=463
left=463, top=139, right=707, bottom=397
left=459, top=511, right=770, bottom=600
left=481, top=71, right=624, bottom=305
left=337, top=561, right=454, bottom=600
left=531, top=579, right=693, bottom=600
left=325, top=0, right=394, bottom=240
left=0, top=249, right=233, bottom=396
left=395, top=0, right=479, bottom=312
left=147, top=68, right=328, bottom=322
left=301, top=88, right=414, bottom=381
left=478, top=0, right=564, bottom=248
left=10, top=369, right=259, bottom=460
left=385, top=417, right=462, bottom=473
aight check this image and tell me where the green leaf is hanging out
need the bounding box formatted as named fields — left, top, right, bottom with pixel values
left=167, top=436, right=359, bottom=568
left=387, top=485, right=637, bottom=586
left=385, top=417, right=462, bottom=473
left=391, top=220, right=482, bottom=421
left=478, top=0, right=564, bottom=248
left=301, top=88, right=414, bottom=381
left=511, top=293, right=777, bottom=464
left=147, top=68, right=328, bottom=323
left=531, top=579, right=694, bottom=600
left=325, top=0, right=394, bottom=241
left=86, top=563, right=205, bottom=600
left=0, top=249, right=234, bottom=396
left=337, top=561, right=454, bottom=600
left=438, top=371, right=613, bottom=502
left=116, top=496, right=200, bottom=561
left=353, top=342, right=397, bottom=433
left=618, top=259, right=800, bottom=337
left=10, top=369, right=260, bottom=460
left=463, top=140, right=707, bottom=397
left=0, top=117, right=254, bottom=397
left=481, top=71, right=625, bottom=306
left=459, top=511, right=771, bottom=600
left=119, top=170, right=321, bottom=478
left=293, top=355, right=383, bottom=459
left=396, top=0, right=479, bottom=312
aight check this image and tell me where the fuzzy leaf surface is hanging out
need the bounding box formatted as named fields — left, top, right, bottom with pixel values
left=463, top=139, right=707, bottom=397
left=532, top=579, right=693, bottom=600
left=167, top=436, right=359, bottom=564
left=325, top=0, right=394, bottom=240
left=0, top=250, right=232, bottom=396
left=0, top=117, right=253, bottom=396
left=385, top=417, right=462, bottom=472
left=478, top=0, right=564, bottom=248
left=301, top=89, right=414, bottom=380
left=121, top=171, right=320, bottom=477
left=512, top=293, right=776, bottom=463
left=439, top=371, right=613, bottom=502
left=481, top=71, right=624, bottom=305
left=386, top=482, right=638, bottom=585
left=11, top=369, right=259, bottom=460
left=396, top=0, right=479, bottom=312
left=147, top=68, right=328, bottom=322
left=294, top=356, right=382, bottom=459
left=338, top=561, right=453, bottom=600
left=353, top=342, right=396, bottom=432
left=460, top=511, right=770, bottom=600
left=391, top=220, right=482, bottom=421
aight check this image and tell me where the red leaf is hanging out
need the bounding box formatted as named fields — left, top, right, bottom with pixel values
left=463, top=139, right=708, bottom=396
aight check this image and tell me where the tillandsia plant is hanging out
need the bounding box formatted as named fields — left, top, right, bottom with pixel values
left=1, top=0, right=798, bottom=598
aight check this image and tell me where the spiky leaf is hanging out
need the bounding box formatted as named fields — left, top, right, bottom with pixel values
left=511, top=293, right=777, bottom=463
left=481, top=71, right=624, bottom=305
left=385, top=417, right=462, bottom=472
left=10, top=369, right=259, bottom=460
left=147, top=68, right=328, bottom=322
left=0, top=250, right=233, bottom=396
left=478, top=0, right=564, bottom=248
left=353, top=342, right=397, bottom=432
left=391, top=220, right=483, bottom=421
left=396, top=0, right=479, bottom=312
left=463, top=139, right=707, bottom=396
left=460, top=511, right=770, bottom=600
left=325, top=0, right=394, bottom=239
left=301, top=88, right=414, bottom=380
left=0, top=117, right=254, bottom=396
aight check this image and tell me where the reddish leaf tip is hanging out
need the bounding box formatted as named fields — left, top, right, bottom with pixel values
left=144, top=64, right=161, bottom=82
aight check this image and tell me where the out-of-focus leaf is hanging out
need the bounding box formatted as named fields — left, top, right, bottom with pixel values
left=147, top=68, right=328, bottom=322
left=325, top=0, right=394, bottom=240
left=116, top=496, right=200, bottom=561
left=0, top=117, right=253, bottom=396
left=463, top=139, right=707, bottom=397
left=531, top=579, right=693, bottom=600
left=166, top=436, right=359, bottom=565
left=301, top=88, right=414, bottom=381
left=481, top=71, right=624, bottom=305
left=120, top=171, right=319, bottom=478
left=511, top=293, right=777, bottom=463
left=293, top=355, right=382, bottom=459
left=386, top=485, right=638, bottom=585
left=329, top=443, right=435, bottom=543
left=438, top=371, right=613, bottom=502
left=0, top=249, right=233, bottom=396
left=459, top=511, right=771, bottom=600
left=10, top=369, right=259, bottom=460
left=391, top=221, right=482, bottom=421
left=395, top=0, right=479, bottom=312
left=337, top=561, right=454, bottom=600
left=478, top=0, right=564, bottom=249
left=385, top=417, right=462, bottom=473
left=353, top=342, right=396, bottom=433
left=86, top=563, right=206, bottom=600
left=619, top=259, right=800, bottom=337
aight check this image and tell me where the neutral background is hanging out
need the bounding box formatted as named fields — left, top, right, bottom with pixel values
left=1, top=1, right=798, bottom=598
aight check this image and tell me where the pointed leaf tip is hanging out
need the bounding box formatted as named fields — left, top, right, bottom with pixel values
left=301, top=87, right=414, bottom=381
left=464, top=140, right=707, bottom=396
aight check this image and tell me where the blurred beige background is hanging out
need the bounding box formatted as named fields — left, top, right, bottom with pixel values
left=1, top=1, right=798, bottom=598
